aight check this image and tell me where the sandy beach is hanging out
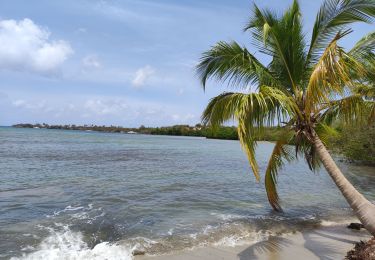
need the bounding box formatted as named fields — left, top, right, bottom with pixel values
left=136, top=224, right=371, bottom=260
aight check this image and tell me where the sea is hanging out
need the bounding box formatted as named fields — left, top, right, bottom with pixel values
left=0, top=127, right=374, bottom=259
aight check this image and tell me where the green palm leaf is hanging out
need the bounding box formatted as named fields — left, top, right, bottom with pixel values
left=307, top=0, right=375, bottom=66
left=349, top=31, right=375, bottom=60
left=305, top=30, right=365, bottom=113
left=245, top=1, right=306, bottom=94
left=196, top=41, right=279, bottom=91
left=320, top=93, right=374, bottom=124
left=264, top=138, right=295, bottom=211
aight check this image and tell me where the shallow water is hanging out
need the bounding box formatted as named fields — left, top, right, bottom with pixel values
left=0, top=127, right=374, bottom=259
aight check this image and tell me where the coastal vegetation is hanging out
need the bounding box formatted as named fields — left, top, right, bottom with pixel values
left=13, top=123, right=374, bottom=164
left=196, top=0, right=375, bottom=237
left=12, top=122, right=256, bottom=140
left=330, top=123, right=375, bottom=164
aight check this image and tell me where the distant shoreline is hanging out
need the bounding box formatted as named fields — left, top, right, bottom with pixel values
left=11, top=123, right=243, bottom=140
left=11, top=123, right=375, bottom=166
left=11, top=123, right=292, bottom=142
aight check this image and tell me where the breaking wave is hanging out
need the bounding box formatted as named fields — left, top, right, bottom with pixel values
left=12, top=225, right=133, bottom=260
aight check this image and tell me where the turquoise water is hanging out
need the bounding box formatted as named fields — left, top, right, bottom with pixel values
left=0, top=127, right=374, bottom=259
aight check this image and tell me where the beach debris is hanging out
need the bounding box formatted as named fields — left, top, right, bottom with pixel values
left=132, top=249, right=146, bottom=256
left=346, top=238, right=375, bottom=260
left=347, top=223, right=365, bottom=230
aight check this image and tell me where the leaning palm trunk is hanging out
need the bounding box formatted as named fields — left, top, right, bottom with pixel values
left=313, top=132, right=375, bottom=236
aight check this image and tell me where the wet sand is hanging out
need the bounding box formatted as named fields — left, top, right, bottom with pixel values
left=136, top=225, right=371, bottom=260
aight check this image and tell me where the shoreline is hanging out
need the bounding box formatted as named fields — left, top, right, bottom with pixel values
left=6, top=125, right=375, bottom=165
left=135, top=224, right=371, bottom=260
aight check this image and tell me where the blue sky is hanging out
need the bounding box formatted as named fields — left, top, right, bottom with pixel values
left=0, top=0, right=373, bottom=127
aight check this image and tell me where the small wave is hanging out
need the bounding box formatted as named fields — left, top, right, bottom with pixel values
left=212, top=230, right=272, bottom=247
left=18, top=204, right=357, bottom=258
left=46, top=205, right=86, bottom=218
left=189, top=222, right=290, bottom=249
left=46, top=204, right=105, bottom=225
left=128, top=237, right=159, bottom=252
left=320, top=217, right=358, bottom=227
left=12, top=226, right=133, bottom=260
left=210, top=212, right=244, bottom=221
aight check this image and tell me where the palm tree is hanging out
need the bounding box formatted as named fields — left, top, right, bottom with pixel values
left=196, top=0, right=375, bottom=235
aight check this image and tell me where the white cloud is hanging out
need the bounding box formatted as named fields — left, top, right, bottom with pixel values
left=12, top=99, right=26, bottom=107
left=0, top=18, right=73, bottom=73
left=7, top=95, right=199, bottom=126
left=76, top=27, right=87, bottom=33
left=84, top=99, right=128, bottom=116
left=132, top=65, right=155, bottom=88
left=177, top=88, right=185, bottom=95
left=12, top=99, right=47, bottom=110
left=172, top=113, right=195, bottom=121
left=82, top=55, right=101, bottom=69
left=93, top=1, right=168, bottom=24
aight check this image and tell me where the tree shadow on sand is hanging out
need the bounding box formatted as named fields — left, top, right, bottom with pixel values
left=302, top=228, right=368, bottom=260
left=237, top=228, right=367, bottom=260
left=302, top=231, right=343, bottom=260
left=303, top=227, right=368, bottom=260
left=237, top=236, right=292, bottom=260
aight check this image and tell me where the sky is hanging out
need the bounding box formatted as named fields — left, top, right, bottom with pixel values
left=0, top=0, right=373, bottom=127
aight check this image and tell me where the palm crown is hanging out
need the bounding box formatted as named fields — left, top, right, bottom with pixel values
left=196, top=0, right=375, bottom=211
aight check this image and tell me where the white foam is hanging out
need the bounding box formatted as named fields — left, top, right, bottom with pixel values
left=210, top=212, right=243, bottom=221
left=202, top=225, right=214, bottom=235
left=21, top=246, right=35, bottom=252
left=64, top=206, right=85, bottom=211
left=320, top=220, right=338, bottom=226
left=11, top=226, right=133, bottom=260
left=298, top=214, right=316, bottom=221
left=320, top=217, right=358, bottom=227
left=213, top=235, right=246, bottom=247
left=46, top=204, right=106, bottom=225
left=189, top=233, right=198, bottom=239
left=212, top=230, right=272, bottom=247
left=128, top=236, right=158, bottom=251
left=46, top=204, right=95, bottom=218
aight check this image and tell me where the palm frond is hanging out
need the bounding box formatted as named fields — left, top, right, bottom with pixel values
left=196, top=41, right=279, bottom=90
left=306, top=0, right=375, bottom=66
left=264, top=137, right=295, bottom=212
left=202, top=89, right=295, bottom=180
left=320, top=94, right=373, bottom=124
left=348, top=32, right=375, bottom=88
left=359, top=83, right=375, bottom=123
left=349, top=31, right=375, bottom=60
left=202, top=92, right=268, bottom=180
left=244, top=1, right=306, bottom=94
left=202, top=87, right=295, bottom=128
left=294, top=135, right=322, bottom=171
left=305, top=31, right=365, bottom=113
left=353, top=84, right=375, bottom=98
left=315, top=123, right=339, bottom=146
left=300, top=124, right=337, bottom=170
left=237, top=115, right=260, bottom=181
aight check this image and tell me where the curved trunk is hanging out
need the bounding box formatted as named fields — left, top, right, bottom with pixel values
left=313, top=132, right=375, bottom=236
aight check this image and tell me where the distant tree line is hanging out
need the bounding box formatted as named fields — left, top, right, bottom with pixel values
left=12, top=122, right=284, bottom=141
left=12, top=122, right=374, bottom=164
left=328, top=124, right=375, bottom=165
